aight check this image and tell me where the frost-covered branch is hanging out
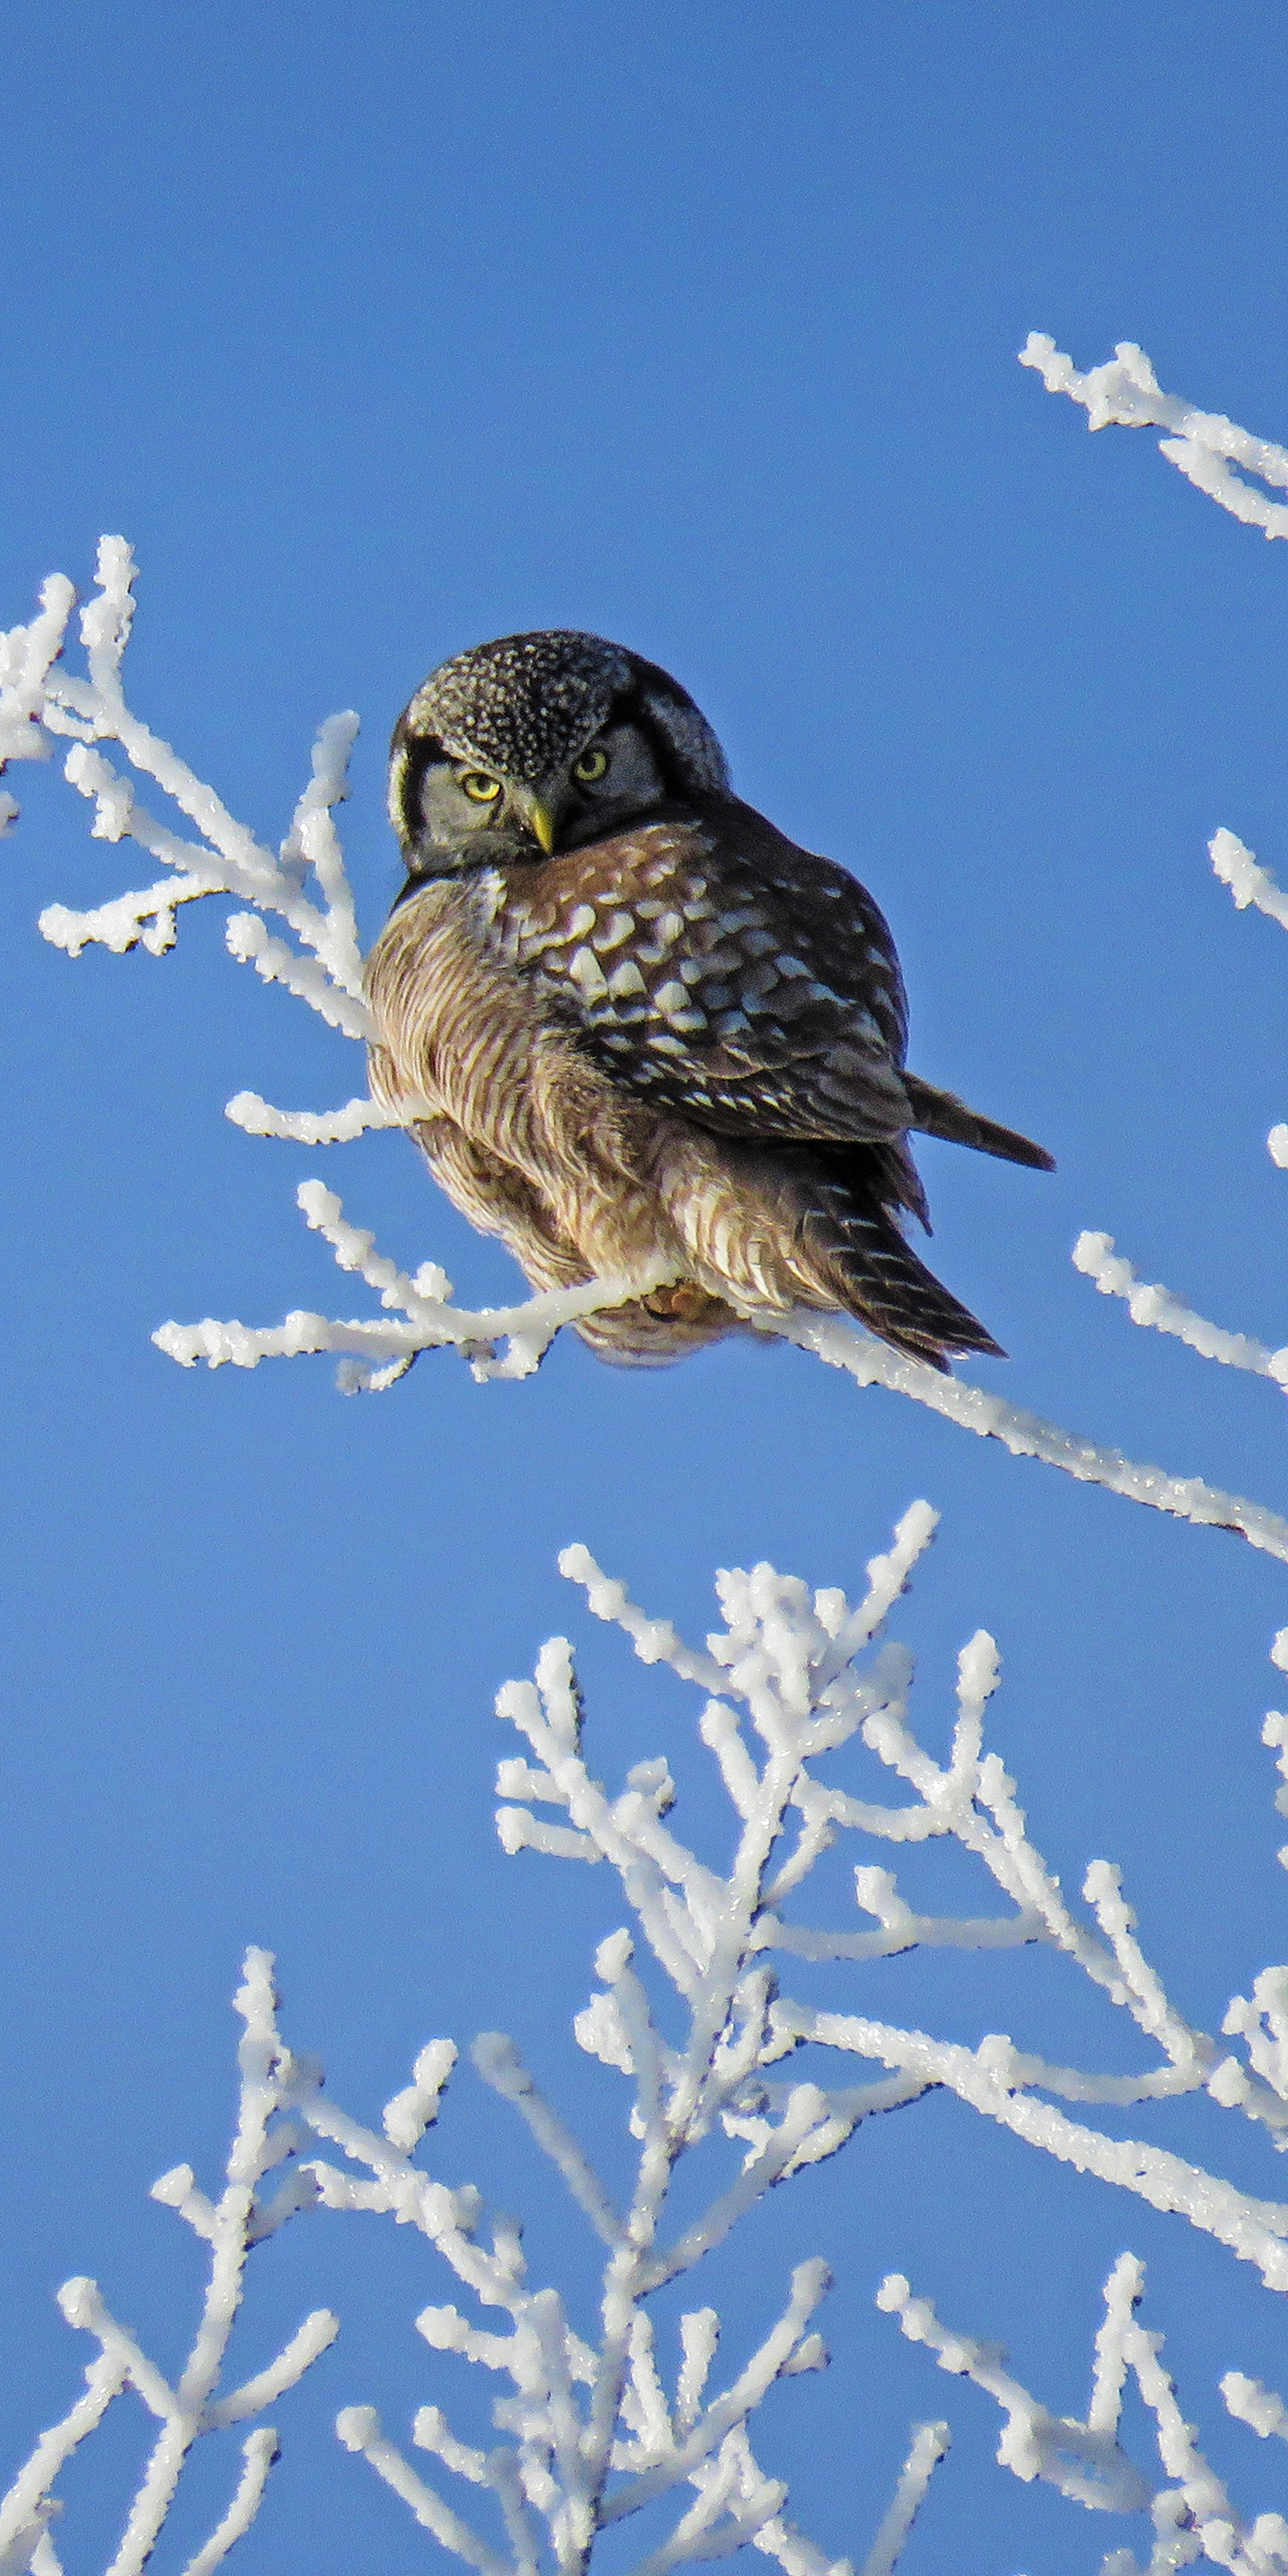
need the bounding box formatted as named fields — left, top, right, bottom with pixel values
left=10, top=1504, right=1288, bottom=2568
left=0, top=1952, right=336, bottom=2576
left=880, top=2255, right=1288, bottom=2570
left=1078, top=813, right=1288, bottom=1398
left=1073, top=1231, right=1288, bottom=1384
left=1021, top=331, right=1288, bottom=538
left=298, top=1507, right=1288, bottom=2559
left=0, top=541, right=367, bottom=1025
left=252, top=1952, right=868, bottom=2576
left=1021, top=335, right=1288, bottom=1537
left=1062, top=823, right=1288, bottom=1419
left=771, top=1309, right=1288, bottom=1564
left=153, top=1180, right=682, bottom=1390
left=854, top=2424, right=949, bottom=2576
left=525, top=1520, right=1288, bottom=2299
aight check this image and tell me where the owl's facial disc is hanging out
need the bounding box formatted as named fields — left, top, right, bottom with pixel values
left=405, top=718, right=670, bottom=875
left=410, top=758, right=541, bottom=866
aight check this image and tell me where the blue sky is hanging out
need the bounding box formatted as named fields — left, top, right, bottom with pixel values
left=5, top=4, right=1288, bottom=2567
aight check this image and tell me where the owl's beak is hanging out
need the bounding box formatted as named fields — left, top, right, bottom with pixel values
left=529, top=798, right=556, bottom=856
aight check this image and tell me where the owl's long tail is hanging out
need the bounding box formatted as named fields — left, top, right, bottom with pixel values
left=796, top=1150, right=1005, bottom=1371
left=902, top=1075, right=1055, bottom=1173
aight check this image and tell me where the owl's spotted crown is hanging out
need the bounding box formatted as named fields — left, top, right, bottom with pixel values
left=389, top=629, right=730, bottom=848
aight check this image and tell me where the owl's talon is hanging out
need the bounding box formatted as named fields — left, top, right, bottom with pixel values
left=641, top=1282, right=712, bottom=1322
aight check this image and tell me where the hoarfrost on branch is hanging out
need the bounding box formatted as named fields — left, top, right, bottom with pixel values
left=11, top=1505, right=1288, bottom=2568
left=0, top=1952, right=337, bottom=2576
left=879, top=2257, right=1288, bottom=2572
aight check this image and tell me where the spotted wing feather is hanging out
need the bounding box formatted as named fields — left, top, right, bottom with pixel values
left=479, top=802, right=915, bottom=1150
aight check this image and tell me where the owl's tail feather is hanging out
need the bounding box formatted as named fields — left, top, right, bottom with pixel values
left=902, top=1075, right=1055, bottom=1174
left=800, top=1165, right=1005, bottom=1370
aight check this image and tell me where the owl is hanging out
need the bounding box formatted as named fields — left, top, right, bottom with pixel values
left=365, top=631, right=1052, bottom=1368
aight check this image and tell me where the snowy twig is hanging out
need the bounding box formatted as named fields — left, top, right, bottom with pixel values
left=8, top=1504, right=1288, bottom=2569
left=855, top=2424, right=949, bottom=2576
left=0, top=1952, right=335, bottom=2576
left=317, top=1506, right=1288, bottom=2565
left=1021, top=335, right=1288, bottom=1550
left=1073, top=1231, right=1288, bottom=1384
left=770, top=1309, right=1288, bottom=1564
left=1021, top=332, right=1288, bottom=539
left=215, top=1510, right=974, bottom=2576
left=152, top=1178, right=682, bottom=1390
left=531, top=1525, right=1288, bottom=2297
left=0, top=538, right=369, bottom=1038
left=880, top=2255, right=1288, bottom=2569
left=277, top=1980, right=860, bottom=2576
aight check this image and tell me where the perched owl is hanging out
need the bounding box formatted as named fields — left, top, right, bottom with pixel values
left=365, top=631, right=1052, bottom=1368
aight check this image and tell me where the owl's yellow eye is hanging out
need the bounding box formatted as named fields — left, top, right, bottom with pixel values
left=572, top=746, right=610, bottom=784
left=460, top=770, right=503, bottom=804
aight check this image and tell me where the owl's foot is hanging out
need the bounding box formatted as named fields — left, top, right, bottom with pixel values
left=641, top=1280, right=724, bottom=1323
left=575, top=1280, right=736, bottom=1363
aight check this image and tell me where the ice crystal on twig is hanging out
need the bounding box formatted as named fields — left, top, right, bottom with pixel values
left=1021, top=333, right=1288, bottom=539
left=0, top=1953, right=335, bottom=2576
left=1073, top=1232, right=1288, bottom=1384
left=880, top=2256, right=1288, bottom=2570
left=536, top=1518, right=1288, bottom=2292
left=0, top=540, right=367, bottom=1020
left=7, top=1509, right=1288, bottom=2566
left=1023, top=335, right=1288, bottom=1551
left=298, top=1513, right=966, bottom=2576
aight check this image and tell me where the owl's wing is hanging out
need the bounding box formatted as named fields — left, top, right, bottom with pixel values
left=479, top=804, right=916, bottom=1148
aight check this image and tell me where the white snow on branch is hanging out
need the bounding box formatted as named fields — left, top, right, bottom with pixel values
left=880, top=2254, right=1288, bottom=2569
left=0, top=539, right=372, bottom=1047
left=770, top=1311, right=1288, bottom=1567
left=144, top=1161, right=1288, bottom=1560
left=168, top=1251, right=1288, bottom=1563
left=0, top=572, right=75, bottom=767
left=277, top=1970, right=864, bottom=2576
left=204, top=1511, right=1020, bottom=2576
left=1224, top=2374, right=1288, bottom=2457
left=0, top=1951, right=335, bottom=2576
left=1211, top=827, right=1288, bottom=936
left=1021, top=333, right=1288, bottom=538
left=225, top=1089, right=398, bottom=1143
left=1073, top=1230, right=1288, bottom=1385
left=177, top=2431, right=280, bottom=2576
left=856, top=2424, right=949, bottom=2576
left=153, top=1179, right=682, bottom=1390
left=318, top=1510, right=1288, bottom=2564
left=9, top=1510, right=1288, bottom=2569
left=527, top=1528, right=1288, bottom=2295
left=1024, top=332, right=1288, bottom=1240
left=1207, top=829, right=1288, bottom=1182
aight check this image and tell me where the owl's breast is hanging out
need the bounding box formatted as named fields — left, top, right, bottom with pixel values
left=365, top=871, right=659, bottom=1191
left=365, top=874, right=547, bottom=1140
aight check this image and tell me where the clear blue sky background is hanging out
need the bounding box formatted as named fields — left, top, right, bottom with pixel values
left=4, top=4, right=1288, bottom=2568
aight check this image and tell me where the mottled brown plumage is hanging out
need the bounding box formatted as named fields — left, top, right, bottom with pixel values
left=366, top=632, right=1053, bottom=1367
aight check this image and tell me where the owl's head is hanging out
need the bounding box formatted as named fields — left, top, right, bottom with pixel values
left=388, top=630, right=730, bottom=879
